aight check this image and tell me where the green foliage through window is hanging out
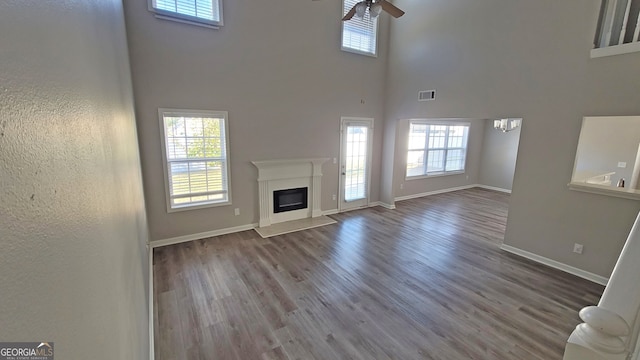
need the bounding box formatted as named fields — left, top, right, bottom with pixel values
left=160, top=110, right=230, bottom=210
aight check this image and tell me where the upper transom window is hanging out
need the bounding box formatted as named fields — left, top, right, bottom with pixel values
left=149, top=0, right=223, bottom=28
left=341, top=0, right=378, bottom=56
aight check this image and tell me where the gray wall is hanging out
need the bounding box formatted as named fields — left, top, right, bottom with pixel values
left=123, top=0, right=390, bottom=241
left=479, top=119, right=521, bottom=191
left=384, top=0, right=640, bottom=277
left=0, top=1, right=149, bottom=358
left=393, top=118, right=485, bottom=199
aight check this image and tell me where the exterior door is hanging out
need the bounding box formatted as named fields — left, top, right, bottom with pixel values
left=339, top=117, right=373, bottom=211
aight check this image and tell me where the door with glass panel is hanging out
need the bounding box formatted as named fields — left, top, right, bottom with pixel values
left=339, top=117, right=373, bottom=211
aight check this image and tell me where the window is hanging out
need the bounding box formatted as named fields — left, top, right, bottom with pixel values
left=149, top=0, right=223, bottom=28
left=159, top=109, right=231, bottom=211
left=406, top=121, right=470, bottom=178
left=341, top=0, right=378, bottom=56
left=592, top=0, right=640, bottom=57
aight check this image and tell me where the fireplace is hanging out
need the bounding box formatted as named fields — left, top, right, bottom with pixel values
left=273, top=187, right=308, bottom=213
left=252, top=158, right=328, bottom=227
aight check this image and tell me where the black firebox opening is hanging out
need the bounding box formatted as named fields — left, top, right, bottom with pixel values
left=273, top=187, right=308, bottom=213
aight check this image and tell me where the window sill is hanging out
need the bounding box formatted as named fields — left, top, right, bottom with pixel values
left=591, top=42, right=640, bottom=58
left=167, top=200, right=231, bottom=213
left=406, top=171, right=465, bottom=181
left=341, top=46, right=377, bottom=58
left=568, top=182, right=640, bottom=201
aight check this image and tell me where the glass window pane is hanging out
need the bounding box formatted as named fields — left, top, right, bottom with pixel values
left=409, top=124, right=427, bottom=149
left=446, top=149, right=465, bottom=171
left=407, top=122, right=469, bottom=176
left=429, top=125, right=447, bottom=148
left=345, top=125, right=368, bottom=201
left=163, top=111, right=229, bottom=209
left=426, top=150, right=445, bottom=173
left=406, top=150, right=425, bottom=177
left=342, top=0, right=377, bottom=55
left=155, top=0, right=219, bottom=22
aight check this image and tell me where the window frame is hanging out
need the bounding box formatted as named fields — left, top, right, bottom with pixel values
left=341, top=0, right=379, bottom=57
left=148, top=0, right=224, bottom=29
left=405, top=120, right=470, bottom=180
left=158, top=108, right=232, bottom=213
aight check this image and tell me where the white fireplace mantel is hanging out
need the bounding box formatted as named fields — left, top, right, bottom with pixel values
left=252, top=158, right=329, bottom=228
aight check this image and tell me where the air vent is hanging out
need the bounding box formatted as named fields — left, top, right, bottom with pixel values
left=418, top=90, right=436, bottom=101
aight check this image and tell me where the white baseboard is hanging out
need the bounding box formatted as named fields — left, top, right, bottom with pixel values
left=394, top=184, right=477, bottom=202
left=148, top=247, right=154, bottom=360
left=323, top=208, right=339, bottom=216
left=475, top=184, right=512, bottom=193
left=371, top=201, right=396, bottom=210
left=151, top=223, right=258, bottom=248
left=500, top=244, right=609, bottom=286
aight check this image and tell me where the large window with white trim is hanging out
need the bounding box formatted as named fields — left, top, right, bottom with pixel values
left=406, top=121, right=470, bottom=178
left=341, top=0, right=378, bottom=56
left=149, top=0, right=223, bottom=28
left=159, top=109, right=231, bottom=212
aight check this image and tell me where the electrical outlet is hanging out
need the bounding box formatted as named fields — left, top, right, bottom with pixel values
left=400, top=183, right=404, bottom=190
left=333, top=158, right=337, bottom=164
left=234, top=208, right=240, bottom=216
left=332, top=194, right=336, bottom=201
left=618, top=162, right=627, bottom=168
left=573, top=243, right=584, bottom=254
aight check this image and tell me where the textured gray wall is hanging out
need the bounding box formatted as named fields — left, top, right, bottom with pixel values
left=384, top=0, right=640, bottom=277
left=0, top=0, right=149, bottom=358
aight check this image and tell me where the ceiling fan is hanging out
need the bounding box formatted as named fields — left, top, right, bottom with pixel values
left=342, top=0, right=405, bottom=21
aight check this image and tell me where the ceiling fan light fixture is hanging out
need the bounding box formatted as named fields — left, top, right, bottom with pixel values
left=355, top=2, right=367, bottom=18
left=370, top=3, right=382, bottom=17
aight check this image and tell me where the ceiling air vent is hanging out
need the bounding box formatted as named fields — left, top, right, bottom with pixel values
left=418, top=90, right=436, bottom=101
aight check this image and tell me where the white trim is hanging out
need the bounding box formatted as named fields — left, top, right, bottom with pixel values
left=158, top=108, right=232, bottom=213
left=252, top=158, right=328, bottom=227
left=148, top=0, right=223, bottom=28
left=394, top=184, right=476, bottom=202
left=476, top=184, right=512, bottom=194
left=406, top=120, right=470, bottom=179
left=336, top=205, right=369, bottom=213
left=341, top=0, right=379, bottom=57
left=148, top=247, right=154, bottom=360
left=152, top=14, right=220, bottom=29
left=409, top=119, right=472, bottom=126
left=569, top=181, right=640, bottom=201
left=500, top=244, right=609, bottom=286
left=323, top=208, right=339, bottom=216
left=591, top=42, right=640, bottom=58
left=339, top=117, right=374, bottom=212
left=370, top=201, right=396, bottom=210
left=150, top=223, right=257, bottom=248
left=406, top=171, right=465, bottom=181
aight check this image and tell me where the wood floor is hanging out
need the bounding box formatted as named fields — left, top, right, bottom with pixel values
left=153, top=188, right=604, bottom=360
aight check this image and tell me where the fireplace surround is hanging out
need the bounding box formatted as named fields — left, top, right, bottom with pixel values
left=252, top=158, right=328, bottom=227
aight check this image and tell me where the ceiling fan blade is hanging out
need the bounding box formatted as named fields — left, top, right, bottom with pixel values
left=380, top=1, right=405, bottom=18
left=342, top=4, right=358, bottom=21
